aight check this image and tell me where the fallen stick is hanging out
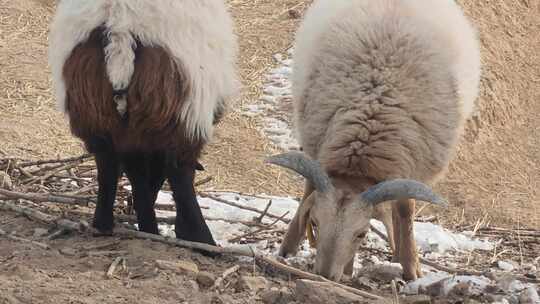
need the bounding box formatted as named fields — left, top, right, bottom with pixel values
left=203, top=190, right=284, bottom=201
left=63, top=209, right=262, bottom=228
left=194, top=176, right=213, bottom=187
left=256, top=199, right=273, bottom=224
left=391, top=280, right=400, bottom=304
left=106, top=257, right=124, bottom=278
left=18, top=154, right=92, bottom=168
left=199, top=192, right=290, bottom=224
left=0, top=200, right=88, bottom=232
left=0, top=189, right=93, bottom=205
left=0, top=228, right=50, bottom=250
left=3, top=201, right=382, bottom=300
left=212, top=265, right=241, bottom=291
left=89, top=250, right=128, bottom=257
left=228, top=211, right=289, bottom=243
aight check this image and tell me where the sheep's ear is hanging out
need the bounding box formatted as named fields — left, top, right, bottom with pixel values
left=279, top=192, right=316, bottom=257
left=359, top=179, right=448, bottom=207
left=265, top=152, right=333, bottom=193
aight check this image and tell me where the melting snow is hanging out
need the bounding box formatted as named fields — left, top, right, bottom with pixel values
left=241, top=49, right=299, bottom=151
left=151, top=191, right=493, bottom=257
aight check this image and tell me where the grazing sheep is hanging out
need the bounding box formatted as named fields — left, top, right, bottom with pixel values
left=267, top=0, right=481, bottom=281
left=48, top=0, right=237, bottom=247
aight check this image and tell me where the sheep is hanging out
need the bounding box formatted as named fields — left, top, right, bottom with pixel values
left=48, top=0, right=238, bottom=248
left=267, top=0, right=481, bottom=281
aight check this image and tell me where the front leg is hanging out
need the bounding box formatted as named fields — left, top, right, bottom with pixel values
left=168, top=161, right=216, bottom=247
left=394, top=199, right=421, bottom=280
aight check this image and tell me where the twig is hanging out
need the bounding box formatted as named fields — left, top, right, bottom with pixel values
left=0, top=228, right=50, bottom=250
left=18, top=154, right=92, bottom=168
left=212, top=265, right=241, bottom=291
left=256, top=199, right=272, bottom=224
left=228, top=211, right=289, bottom=243
left=63, top=209, right=260, bottom=227
left=199, top=192, right=290, bottom=224
left=194, top=176, right=213, bottom=187
left=0, top=189, right=94, bottom=205
left=154, top=203, right=209, bottom=211
left=89, top=250, right=128, bottom=257
left=391, top=280, right=400, bottom=304
left=0, top=200, right=88, bottom=232
left=204, top=190, right=283, bottom=201
left=47, top=228, right=68, bottom=240
left=106, top=257, right=124, bottom=278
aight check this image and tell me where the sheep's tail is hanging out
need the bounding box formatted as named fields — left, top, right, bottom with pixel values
left=103, top=29, right=136, bottom=117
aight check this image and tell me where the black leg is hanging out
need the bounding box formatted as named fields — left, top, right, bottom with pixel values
left=123, top=153, right=159, bottom=234
left=147, top=152, right=166, bottom=204
left=168, top=161, right=216, bottom=247
left=92, top=141, right=120, bottom=235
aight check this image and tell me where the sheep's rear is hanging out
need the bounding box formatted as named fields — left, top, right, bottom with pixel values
left=63, top=28, right=203, bottom=160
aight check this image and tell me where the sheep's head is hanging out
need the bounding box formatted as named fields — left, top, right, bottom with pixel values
left=266, top=152, right=447, bottom=282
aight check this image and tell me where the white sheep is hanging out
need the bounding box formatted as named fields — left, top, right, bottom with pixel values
left=267, top=0, right=481, bottom=281
left=48, top=0, right=238, bottom=248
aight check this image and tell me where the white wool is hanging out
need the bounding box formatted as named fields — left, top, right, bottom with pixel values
left=293, top=0, right=481, bottom=120
left=48, top=0, right=238, bottom=141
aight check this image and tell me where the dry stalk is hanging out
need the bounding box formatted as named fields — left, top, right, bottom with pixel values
left=256, top=199, right=273, bottom=224
left=228, top=211, right=289, bottom=243
left=18, top=154, right=92, bottom=168
left=0, top=188, right=94, bottom=205
left=0, top=228, right=50, bottom=250
left=212, top=265, right=241, bottom=291
left=199, top=192, right=290, bottom=224
left=106, top=257, right=124, bottom=278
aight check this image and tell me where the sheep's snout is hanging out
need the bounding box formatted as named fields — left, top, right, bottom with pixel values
left=315, top=260, right=346, bottom=281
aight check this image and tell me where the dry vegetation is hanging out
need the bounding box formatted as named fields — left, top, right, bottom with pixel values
left=1, top=0, right=538, bottom=229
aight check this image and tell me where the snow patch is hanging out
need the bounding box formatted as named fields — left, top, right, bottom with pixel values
left=370, top=220, right=494, bottom=253
left=241, top=49, right=299, bottom=151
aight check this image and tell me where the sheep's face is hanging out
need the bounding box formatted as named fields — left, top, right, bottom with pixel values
left=266, top=152, right=447, bottom=282
left=308, top=189, right=374, bottom=281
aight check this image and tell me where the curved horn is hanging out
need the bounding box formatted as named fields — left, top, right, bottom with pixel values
left=265, top=152, right=333, bottom=192
left=359, top=179, right=448, bottom=206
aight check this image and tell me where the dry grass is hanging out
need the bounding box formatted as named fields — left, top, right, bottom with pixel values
left=0, top=0, right=538, bottom=229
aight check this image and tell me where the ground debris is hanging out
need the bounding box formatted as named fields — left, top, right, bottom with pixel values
left=196, top=271, right=217, bottom=288
left=260, top=287, right=294, bottom=304
left=155, top=259, right=199, bottom=275
left=296, top=279, right=386, bottom=304
left=238, top=275, right=269, bottom=292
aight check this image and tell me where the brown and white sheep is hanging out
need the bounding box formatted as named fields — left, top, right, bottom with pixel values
left=267, top=0, right=481, bottom=281
left=48, top=0, right=238, bottom=248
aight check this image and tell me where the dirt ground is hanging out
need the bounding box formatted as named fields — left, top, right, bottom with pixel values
left=0, top=0, right=539, bottom=303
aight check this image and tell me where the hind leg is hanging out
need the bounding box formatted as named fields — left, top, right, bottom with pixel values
left=123, top=153, right=159, bottom=234
left=168, top=161, right=216, bottom=246
left=89, top=139, right=120, bottom=235
left=148, top=152, right=166, bottom=204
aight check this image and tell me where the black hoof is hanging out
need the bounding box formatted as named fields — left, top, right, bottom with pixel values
left=92, top=228, right=114, bottom=237
left=195, top=248, right=221, bottom=258
left=92, top=220, right=114, bottom=236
